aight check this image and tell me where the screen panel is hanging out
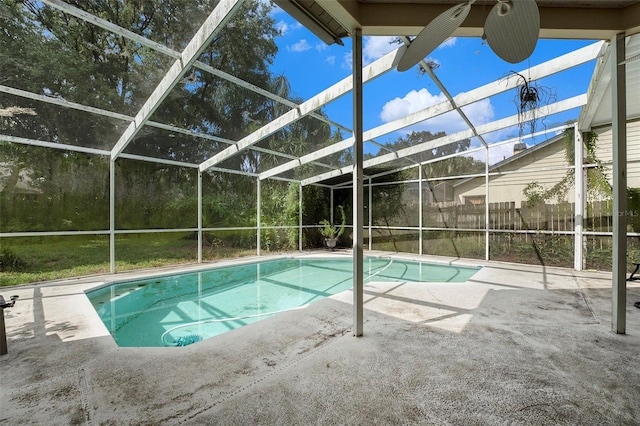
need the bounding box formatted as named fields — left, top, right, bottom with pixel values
left=422, top=230, right=485, bottom=260
left=2, top=3, right=177, bottom=116
left=0, top=93, right=130, bottom=151
left=202, top=171, right=256, bottom=228
left=489, top=232, right=573, bottom=268
left=0, top=235, right=110, bottom=285
left=115, top=159, right=198, bottom=230
left=371, top=228, right=420, bottom=254
left=202, top=229, right=257, bottom=260
left=124, top=125, right=226, bottom=164
left=0, top=145, right=109, bottom=232
left=115, top=232, right=197, bottom=270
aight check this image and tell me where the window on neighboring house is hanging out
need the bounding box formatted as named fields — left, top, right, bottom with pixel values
left=464, top=195, right=486, bottom=205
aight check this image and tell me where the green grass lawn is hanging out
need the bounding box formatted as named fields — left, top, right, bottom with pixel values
left=2, top=231, right=623, bottom=287
left=0, top=233, right=255, bottom=287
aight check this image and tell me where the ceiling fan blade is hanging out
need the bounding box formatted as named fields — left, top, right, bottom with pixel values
left=484, top=0, right=540, bottom=64
left=397, top=1, right=472, bottom=72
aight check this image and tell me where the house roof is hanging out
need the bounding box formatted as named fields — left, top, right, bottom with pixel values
left=453, top=132, right=566, bottom=188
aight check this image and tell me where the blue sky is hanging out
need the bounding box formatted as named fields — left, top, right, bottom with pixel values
left=269, top=5, right=598, bottom=164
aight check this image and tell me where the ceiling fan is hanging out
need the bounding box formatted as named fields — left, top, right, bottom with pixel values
left=397, top=0, right=540, bottom=72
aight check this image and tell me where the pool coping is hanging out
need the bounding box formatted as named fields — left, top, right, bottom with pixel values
left=84, top=252, right=484, bottom=347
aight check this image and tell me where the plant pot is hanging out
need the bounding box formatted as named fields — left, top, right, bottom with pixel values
left=324, top=237, right=338, bottom=250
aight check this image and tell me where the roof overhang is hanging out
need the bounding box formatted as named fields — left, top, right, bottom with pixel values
left=272, top=0, right=349, bottom=45
left=579, top=33, right=640, bottom=130
left=313, top=1, right=640, bottom=40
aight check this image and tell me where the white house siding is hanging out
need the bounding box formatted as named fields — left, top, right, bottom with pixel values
left=593, top=120, right=640, bottom=189
left=453, top=121, right=640, bottom=207
left=454, top=139, right=573, bottom=206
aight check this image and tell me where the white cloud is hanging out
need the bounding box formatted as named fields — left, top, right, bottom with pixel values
left=360, top=36, right=455, bottom=65
left=326, top=55, right=336, bottom=66
left=438, top=37, right=457, bottom=49
left=288, top=39, right=312, bottom=52
left=379, top=88, right=495, bottom=135
left=460, top=101, right=495, bottom=128
left=363, top=36, right=399, bottom=64
left=342, top=37, right=401, bottom=69
left=277, top=20, right=302, bottom=35
left=342, top=51, right=352, bottom=70
left=380, top=89, right=447, bottom=122
left=275, top=20, right=289, bottom=34
left=315, top=43, right=327, bottom=52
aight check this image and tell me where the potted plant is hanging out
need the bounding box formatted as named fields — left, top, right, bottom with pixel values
left=319, top=206, right=346, bottom=250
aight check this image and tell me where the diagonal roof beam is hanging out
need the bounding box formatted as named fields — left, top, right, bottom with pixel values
left=39, top=0, right=178, bottom=57
left=579, top=42, right=612, bottom=131
left=369, top=41, right=603, bottom=140
left=365, top=95, right=587, bottom=169
left=264, top=42, right=602, bottom=182
left=34, top=0, right=381, bottom=172
left=399, top=36, right=489, bottom=148
left=259, top=137, right=355, bottom=180
left=301, top=94, right=587, bottom=186
left=1, top=84, right=334, bottom=168
left=110, top=0, right=245, bottom=160
left=367, top=124, right=570, bottom=182
left=40, top=0, right=349, bottom=137
left=198, top=46, right=406, bottom=172
left=196, top=63, right=352, bottom=135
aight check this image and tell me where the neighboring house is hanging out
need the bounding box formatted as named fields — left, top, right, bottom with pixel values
left=0, top=162, right=41, bottom=197
left=451, top=32, right=640, bottom=209
left=453, top=133, right=571, bottom=207
left=592, top=120, right=640, bottom=186
left=451, top=120, right=640, bottom=207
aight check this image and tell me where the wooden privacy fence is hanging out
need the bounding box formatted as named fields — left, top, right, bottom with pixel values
left=422, top=200, right=614, bottom=232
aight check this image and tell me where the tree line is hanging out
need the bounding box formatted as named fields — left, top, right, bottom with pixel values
left=1, top=1, right=476, bottom=250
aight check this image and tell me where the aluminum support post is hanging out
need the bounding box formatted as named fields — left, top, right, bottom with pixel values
left=612, top=33, right=627, bottom=334
left=574, top=124, right=584, bottom=271
left=353, top=29, right=364, bottom=337
left=198, top=171, right=203, bottom=263
left=299, top=183, right=303, bottom=251
left=110, top=159, right=116, bottom=274
left=419, top=164, right=423, bottom=256
left=369, top=178, right=373, bottom=251
left=257, top=178, right=261, bottom=256
left=485, top=147, right=490, bottom=261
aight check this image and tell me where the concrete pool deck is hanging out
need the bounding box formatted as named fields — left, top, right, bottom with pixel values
left=1, top=252, right=639, bottom=425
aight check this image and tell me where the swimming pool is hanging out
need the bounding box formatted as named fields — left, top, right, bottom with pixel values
left=87, top=257, right=480, bottom=347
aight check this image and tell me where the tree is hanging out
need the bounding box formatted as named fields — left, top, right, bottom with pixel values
left=1, top=0, right=346, bottom=247
left=367, top=130, right=484, bottom=178
left=1, top=0, right=295, bottom=232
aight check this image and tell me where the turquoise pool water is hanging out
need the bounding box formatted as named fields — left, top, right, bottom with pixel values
left=87, top=257, right=480, bottom=347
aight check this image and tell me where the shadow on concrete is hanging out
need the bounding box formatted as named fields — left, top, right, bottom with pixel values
left=1, top=264, right=639, bottom=425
